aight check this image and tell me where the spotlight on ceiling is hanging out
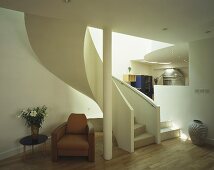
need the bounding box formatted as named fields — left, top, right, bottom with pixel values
left=162, top=28, right=168, bottom=31
left=205, top=30, right=211, bottom=34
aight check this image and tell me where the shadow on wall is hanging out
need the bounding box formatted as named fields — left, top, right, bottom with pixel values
left=0, top=7, right=102, bottom=160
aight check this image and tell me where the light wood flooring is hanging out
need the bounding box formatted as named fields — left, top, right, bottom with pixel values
left=0, top=133, right=214, bottom=170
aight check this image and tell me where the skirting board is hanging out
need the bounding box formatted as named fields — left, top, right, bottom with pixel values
left=0, top=146, right=23, bottom=161
left=206, top=138, right=214, bottom=145
left=0, top=136, right=51, bottom=161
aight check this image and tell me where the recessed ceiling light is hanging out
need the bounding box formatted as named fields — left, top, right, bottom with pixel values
left=162, top=28, right=168, bottom=31
left=205, top=30, right=211, bottom=34
left=64, top=0, right=70, bottom=3
left=142, top=60, right=171, bottom=65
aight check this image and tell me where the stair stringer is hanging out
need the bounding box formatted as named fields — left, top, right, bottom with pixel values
left=83, top=28, right=103, bottom=110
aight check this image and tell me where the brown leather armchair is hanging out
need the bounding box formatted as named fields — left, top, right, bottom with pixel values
left=51, top=113, right=95, bottom=162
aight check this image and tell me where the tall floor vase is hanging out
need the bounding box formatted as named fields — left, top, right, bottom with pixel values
left=188, top=120, right=208, bottom=146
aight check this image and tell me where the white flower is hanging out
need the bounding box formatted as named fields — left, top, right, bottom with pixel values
left=30, top=111, right=37, bottom=117
left=18, top=111, right=24, bottom=118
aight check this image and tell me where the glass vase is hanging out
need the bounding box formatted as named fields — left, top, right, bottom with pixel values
left=31, top=124, right=39, bottom=140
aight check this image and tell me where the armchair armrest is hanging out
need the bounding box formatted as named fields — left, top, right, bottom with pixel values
left=51, top=122, right=67, bottom=161
left=87, top=121, right=95, bottom=162
left=87, top=121, right=94, bottom=135
left=51, top=122, right=67, bottom=141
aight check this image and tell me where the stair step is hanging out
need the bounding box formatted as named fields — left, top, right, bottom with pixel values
left=160, top=121, right=172, bottom=129
left=161, top=127, right=180, bottom=141
left=134, top=133, right=155, bottom=149
left=134, top=123, right=146, bottom=137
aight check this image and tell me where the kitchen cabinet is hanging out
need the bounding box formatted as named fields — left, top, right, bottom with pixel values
left=123, top=74, right=136, bottom=82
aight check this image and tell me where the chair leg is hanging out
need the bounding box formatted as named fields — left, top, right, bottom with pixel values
left=52, top=151, right=58, bottom=162
left=89, top=144, right=95, bottom=161
left=88, top=151, right=95, bottom=162
left=88, top=155, right=94, bottom=162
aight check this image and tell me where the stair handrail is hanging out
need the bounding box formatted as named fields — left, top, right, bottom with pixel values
left=112, top=76, right=159, bottom=108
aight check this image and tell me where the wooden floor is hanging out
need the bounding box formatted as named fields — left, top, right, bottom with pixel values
left=0, top=133, right=214, bottom=170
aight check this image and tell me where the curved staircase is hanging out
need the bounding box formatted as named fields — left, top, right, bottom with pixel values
left=24, top=13, right=179, bottom=153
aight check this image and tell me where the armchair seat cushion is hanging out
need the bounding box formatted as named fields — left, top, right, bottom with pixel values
left=57, top=134, right=89, bottom=150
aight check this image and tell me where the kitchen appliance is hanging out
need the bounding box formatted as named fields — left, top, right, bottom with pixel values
left=163, top=68, right=185, bottom=85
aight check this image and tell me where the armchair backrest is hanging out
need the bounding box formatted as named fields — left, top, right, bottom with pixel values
left=66, top=113, right=87, bottom=134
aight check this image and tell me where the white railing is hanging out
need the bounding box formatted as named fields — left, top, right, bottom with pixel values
left=113, top=77, right=157, bottom=107
left=112, top=81, right=134, bottom=152
left=113, top=77, right=161, bottom=144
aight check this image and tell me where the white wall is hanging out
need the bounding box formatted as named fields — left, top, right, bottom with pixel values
left=130, top=61, right=152, bottom=75
left=0, top=8, right=102, bottom=160
left=154, top=37, right=214, bottom=144
left=189, top=37, right=214, bottom=142
left=154, top=86, right=190, bottom=130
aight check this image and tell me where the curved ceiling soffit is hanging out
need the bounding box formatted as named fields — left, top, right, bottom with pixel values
left=24, top=13, right=95, bottom=99
left=143, top=44, right=189, bottom=64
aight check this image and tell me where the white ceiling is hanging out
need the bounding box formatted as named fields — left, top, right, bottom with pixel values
left=0, top=0, right=214, bottom=44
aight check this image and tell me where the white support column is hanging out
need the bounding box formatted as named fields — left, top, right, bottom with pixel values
left=103, top=28, right=112, bottom=160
